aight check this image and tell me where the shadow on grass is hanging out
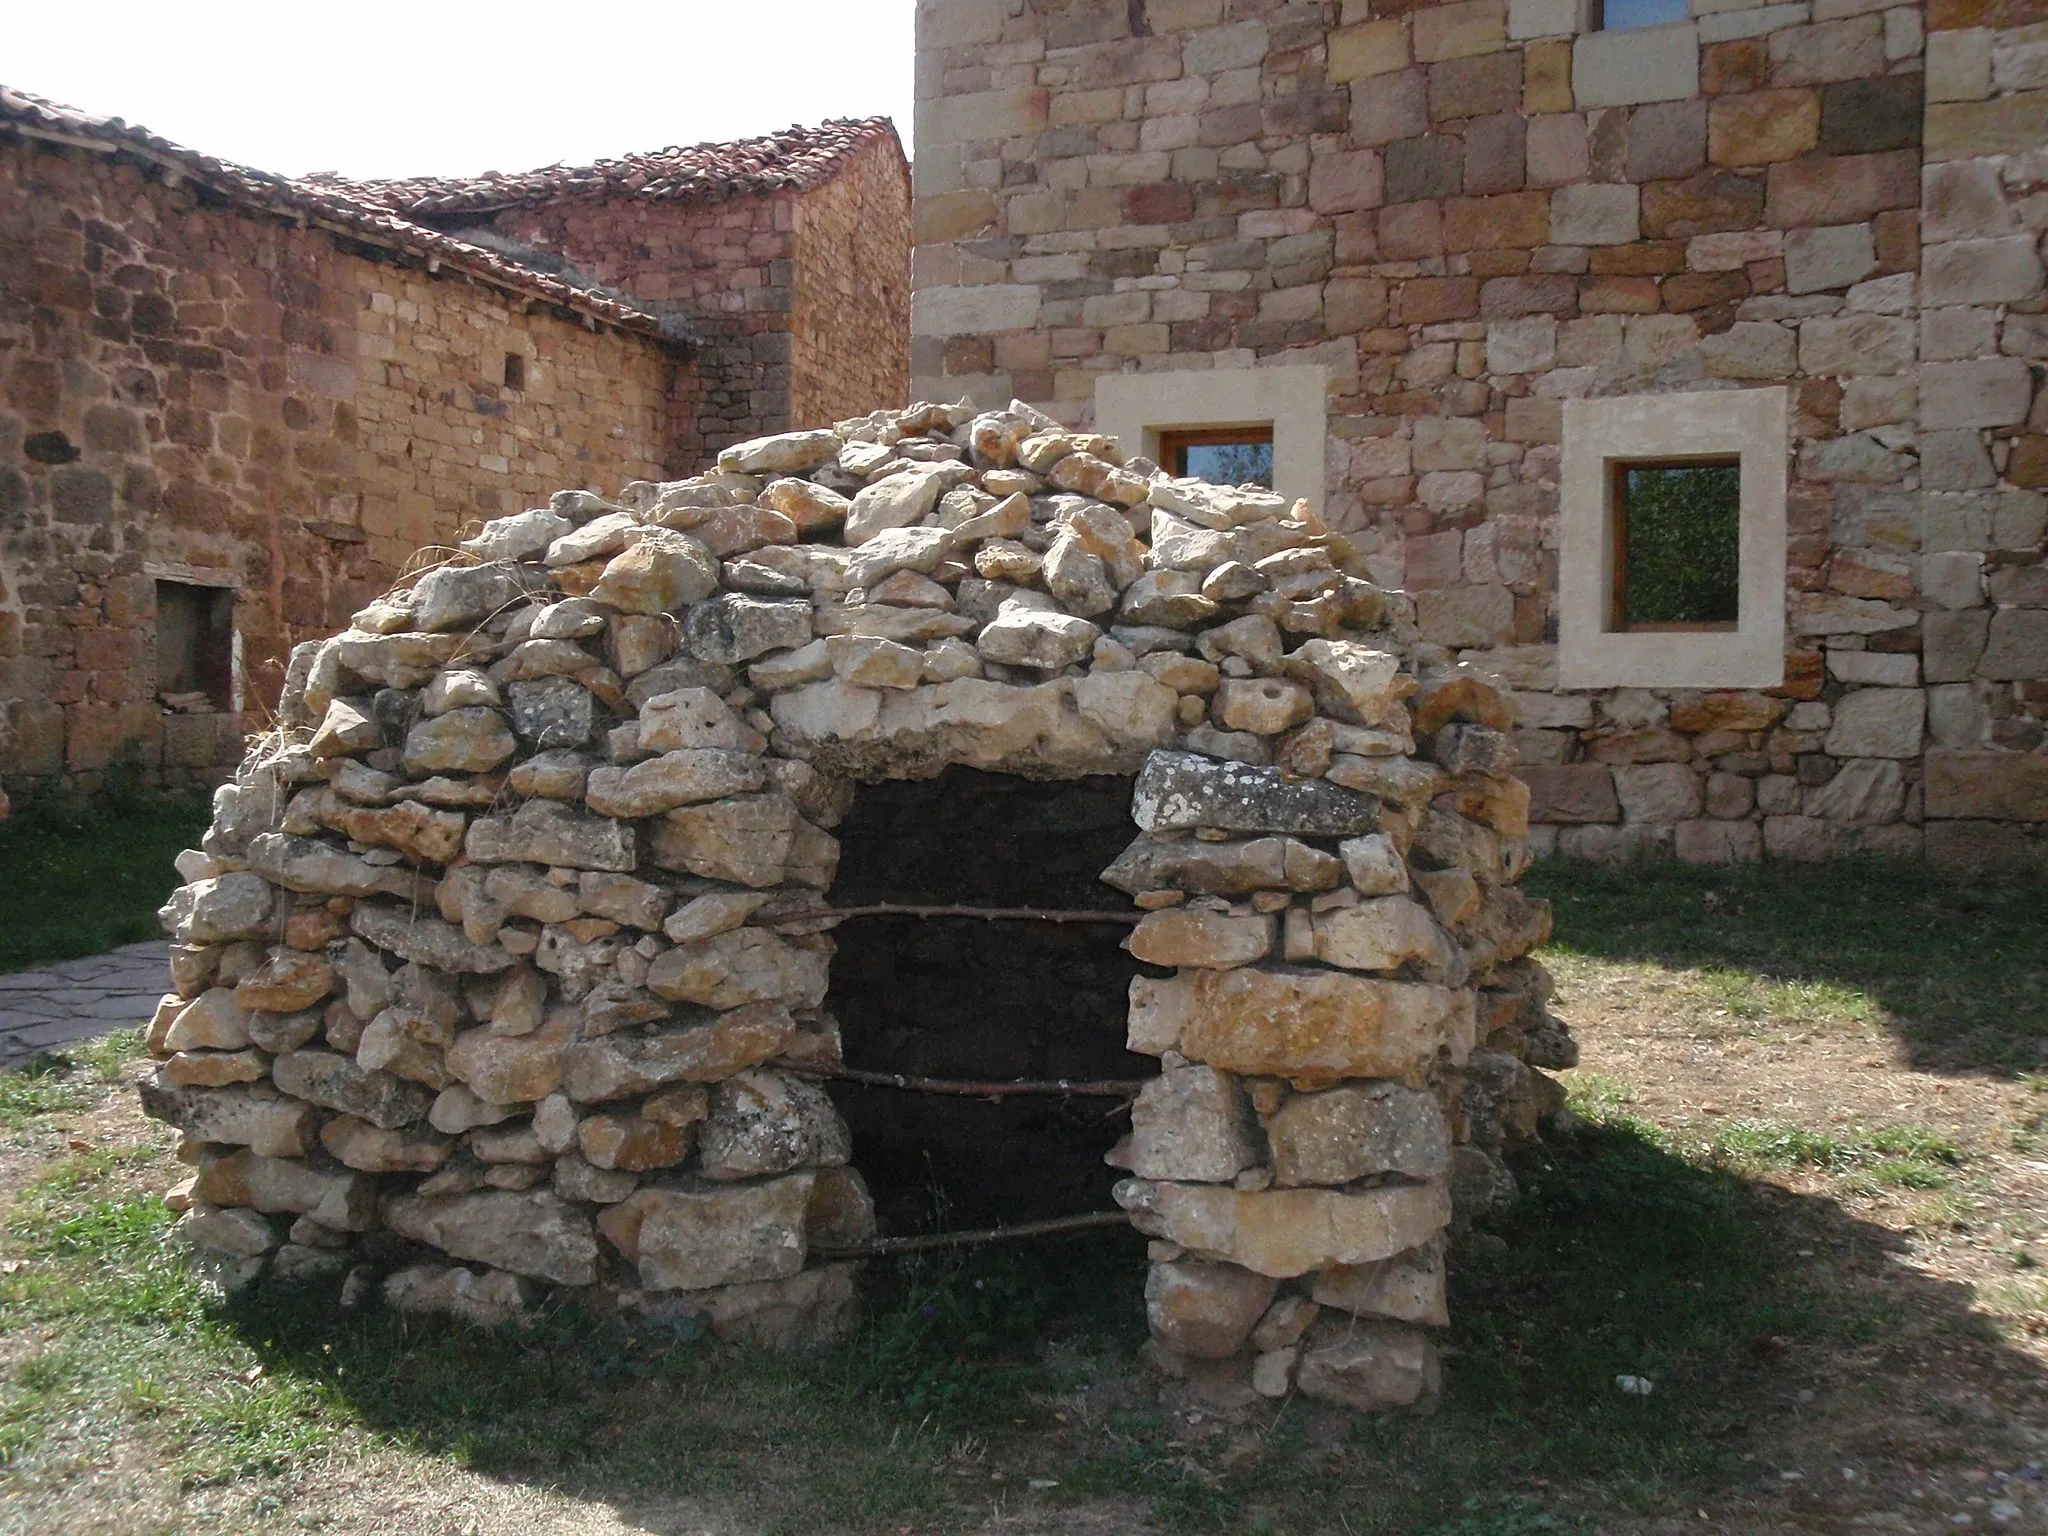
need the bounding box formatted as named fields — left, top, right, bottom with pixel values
left=0, top=792, right=209, bottom=974
left=200, top=1119, right=2043, bottom=1534
left=1526, top=855, right=2048, bottom=1078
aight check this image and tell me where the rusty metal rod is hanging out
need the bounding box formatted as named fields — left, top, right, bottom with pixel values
left=775, top=1060, right=1149, bottom=1098
left=810, top=1211, right=1132, bottom=1260
left=766, top=902, right=1142, bottom=927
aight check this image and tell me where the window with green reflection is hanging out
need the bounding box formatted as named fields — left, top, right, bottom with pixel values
left=1612, top=461, right=1741, bottom=630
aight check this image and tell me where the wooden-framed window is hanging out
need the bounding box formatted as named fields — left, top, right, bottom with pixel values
left=1157, top=425, right=1275, bottom=490
left=1592, top=0, right=1688, bottom=28
left=1609, top=458, right=1741, bottom=632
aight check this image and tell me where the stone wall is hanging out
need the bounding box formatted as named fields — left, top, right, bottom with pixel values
left=141, top=406, right=1571, bottom=1407
left=791, top=136, right=917, bottom=433
left=910, top=0, right=2048, bottom=867
left=0, top=135, right=679, bottom=792
left=451, top=134, right=913, bottom=458
left=460, top=194, right=794, bottom=458
left=1917, top=0, right=2048, bottom=864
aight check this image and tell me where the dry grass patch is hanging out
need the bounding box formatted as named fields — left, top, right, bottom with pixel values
left=3, top=859, right=2047, bottom=1533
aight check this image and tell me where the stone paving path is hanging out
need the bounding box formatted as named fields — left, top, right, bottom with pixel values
left=0, top=943, right=167, bottom=1068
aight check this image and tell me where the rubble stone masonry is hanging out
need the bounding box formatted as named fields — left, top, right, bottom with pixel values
left=0, top=139, right=675, bottom=791
left=143, top=406, right=1573, bottom=1408
left=912, top=0, right=2048, bottom=868
left=791, top=134, right=919, bottom=434
left=1, top=106, right=912, bottom=798
left=439, top=133, right=910, bottom=458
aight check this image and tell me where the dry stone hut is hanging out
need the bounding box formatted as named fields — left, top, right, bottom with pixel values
left=909, top=0, right=2048, bottom=869
left=143, top=402, right=1574, bottom=1409
left=0, top=88, right=909, bottom=796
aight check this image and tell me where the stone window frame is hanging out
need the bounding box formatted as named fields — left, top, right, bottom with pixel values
left=1558, top=387, right=1788, bottom=690
left=147, top=562, right=244, bottom=713
left=1094, top=366, right=1328, bottom=510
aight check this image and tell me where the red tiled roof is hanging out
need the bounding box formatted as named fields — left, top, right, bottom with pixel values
left=302, top=118, right=902, bottom=218
left=0, top=84, right=671, bottom=337
left=0, top=88, right=890, bottom=341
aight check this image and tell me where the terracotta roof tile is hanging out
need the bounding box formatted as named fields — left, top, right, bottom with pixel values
left=302, top=119, right=902, bottom=217
left=0, top=86, right=892, bottom=340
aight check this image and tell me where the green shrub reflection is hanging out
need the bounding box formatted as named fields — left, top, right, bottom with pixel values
left=1620, top=463, right=1740, bottom=626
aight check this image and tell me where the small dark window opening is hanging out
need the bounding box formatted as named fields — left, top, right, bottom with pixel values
left=1610, top=460, right=1741, bottom=632
left=503, top=352, right=526, bottom=390
left=1159, top=425, right=1275, bottom=490
left=1592, top=0, right=1689, bottom=29
left=156, top=581, right=234, bottom=711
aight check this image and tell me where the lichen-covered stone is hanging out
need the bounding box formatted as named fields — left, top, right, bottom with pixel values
left=1146, top=1260, right=1278, bottom=1358
left=272, top=1049, right=432, bottom=1129
left=562, top=1002, right=797, bottom=1102
left=1120, top=1065, right=1259, bottom=1183
left=699, top=1069, right=851, bottom=1180
left=1313, top=1240, right=1449, bottom=1326
left=1128, top=968, right=1472, bottom=1079
left=596, top=1173, right=816, bottom=1291
left=584, top=749, right=766, bottom=817
left=384, top=1190, right=598, bottom=1285
left=138, top=1074, right=319, bottom=1157
left=1102, top=833, right=1342, bottom=896
left=465, top=801, right=636, bottom=873
left=1294, top=1317, right=1441, bottom=1410
left=645, top=928, right=830, bottom=1010
left=159, top=873, right=279, bottom=945
left=1114, top=1178, right=1453, bottom=1279
left=1132, top=751, right=1381, bottom=836
left=1126, top=909, right=1275, bottom=968
left=1265, top=1083, right=1450, bottom=1186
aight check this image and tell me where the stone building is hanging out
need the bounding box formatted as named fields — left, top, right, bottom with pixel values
left=911, top=0, right=2048, bottom=867
left=0, top=89, right=909, bottom=795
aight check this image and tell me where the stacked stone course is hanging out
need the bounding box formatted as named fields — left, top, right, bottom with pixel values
left=420, top=128, right=911, bottom=454
left=1916, top=0, right=2048, bottom=866
left=911, top=0, right=2048, bottom=867
left=143, top=400, right=1573, bottom=1407
left=2, top=94, right=912, bottom=797
left=0, top=136, right=674, bottom=790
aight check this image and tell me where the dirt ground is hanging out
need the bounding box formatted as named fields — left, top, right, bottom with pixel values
left=1548, top=963, right=2048, bottom=1536
left=4, top=874, right=2047, bottom=1535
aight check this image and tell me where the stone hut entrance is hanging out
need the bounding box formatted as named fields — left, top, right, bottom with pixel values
left=142, top=404, right=1577, bottom=1413
left=823, top=767, right=1153, bottom=1231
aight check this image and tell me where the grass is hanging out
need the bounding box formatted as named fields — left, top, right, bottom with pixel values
left=0, top=792, right=210, bottom=973
left=0, top=1030, right=148, bottom=1129
left=1524, top=855, right=2048, bottom=1075
left=1707, top=1119, right=1962, bottom=1190
left=0, top=861, right=2041, bottom=1531
left=1, top=1050, right=1858, bottom=1533
left=1561, top=1074, right=1965, bottom=1192
left=2013, top=1076, right=2048, bottom=1156
left=0, top=1056, right=95, bottom=1129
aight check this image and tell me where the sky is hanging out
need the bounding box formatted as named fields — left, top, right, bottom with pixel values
left=6, top=0, right=917, bottom=181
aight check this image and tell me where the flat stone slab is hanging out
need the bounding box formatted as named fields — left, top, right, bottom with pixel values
left=0, top=942, right=168, bottom=1068
left=1132, top=750, right=1382, bottom=836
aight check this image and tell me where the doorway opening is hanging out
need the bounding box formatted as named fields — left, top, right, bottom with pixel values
left=822, top=767, right=1160, bottom=1235
left=155, top=579, right=234, bottom=711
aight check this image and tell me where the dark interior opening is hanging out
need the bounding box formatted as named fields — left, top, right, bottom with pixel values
left=824, top=767, right=1160, bottom=1233
left=503, top=351, right=527, bottom=390
left=155, top=580, right=234, bottom=710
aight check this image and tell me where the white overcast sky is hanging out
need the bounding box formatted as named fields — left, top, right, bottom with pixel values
left=7, top=0, right=916, bottom=180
